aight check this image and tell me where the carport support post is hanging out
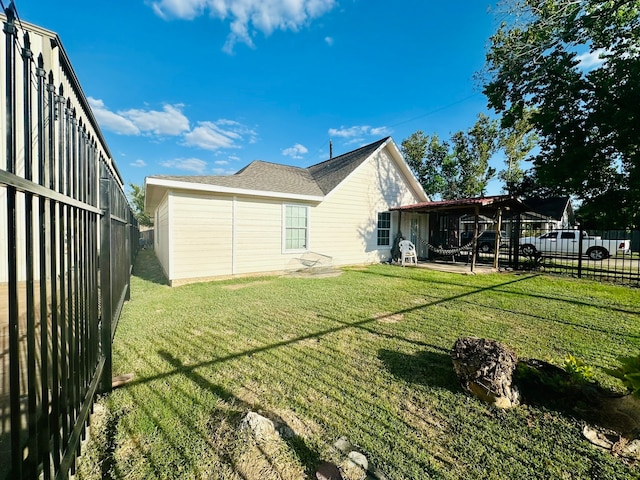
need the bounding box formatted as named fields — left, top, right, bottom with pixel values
left=471, top=206, right=479, bottom=272
left=493, top=207, right=502, bottom=269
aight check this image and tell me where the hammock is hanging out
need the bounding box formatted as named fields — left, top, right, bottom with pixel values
left=409, top=227, right=478, bottom=256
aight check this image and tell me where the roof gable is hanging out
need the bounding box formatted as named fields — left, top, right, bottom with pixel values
left=307, top=137, right=389, bottom=194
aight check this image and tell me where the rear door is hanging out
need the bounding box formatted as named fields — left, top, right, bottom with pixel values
left=558, top=231, right=579, bottom=255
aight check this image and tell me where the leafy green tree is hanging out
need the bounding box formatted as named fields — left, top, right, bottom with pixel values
left=483, top=0, right=640, bottom=227
left=453, top=113, right=499, bottom=198
left=401, top=131, right=447, bottom=197
left=498, top=110, right=538, bottom=194
left=402, top=114, right=499, bottom=200
left=128, top=182, right=153, bottom=227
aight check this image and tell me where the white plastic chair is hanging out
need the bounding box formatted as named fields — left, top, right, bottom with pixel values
left=398, top=240, right=418, bottom=266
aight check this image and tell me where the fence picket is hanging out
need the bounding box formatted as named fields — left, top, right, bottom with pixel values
left=1, top=7, right=138, bottom=479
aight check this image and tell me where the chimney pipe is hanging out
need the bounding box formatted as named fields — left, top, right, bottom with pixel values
left=329, top=140, right=333, bottom=159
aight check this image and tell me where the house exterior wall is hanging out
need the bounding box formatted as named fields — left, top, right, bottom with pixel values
left=154, top=193, right=171, bottom=280
left=311, top=147, right=423, bottom=265
left=169, top=191, right=233, bottom=281
left=233, top=196, right=299, bottom=275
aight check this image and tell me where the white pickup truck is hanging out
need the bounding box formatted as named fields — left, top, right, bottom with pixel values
left=519, top=230, right=631, bottom=260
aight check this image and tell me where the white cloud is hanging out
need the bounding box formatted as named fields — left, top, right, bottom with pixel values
left=324, top=36, right=334, bottom=46
left=183, top=119, right=257, bottom=150
left=130, top=159, right=147, bottom=167
left=122, top=104, right=190, bottom=135
left=214, top=160, right=230, bottom=165
left=88, top=98, right=190, bottom=137
left=328, top=125, right=391, bottom=139
left=150, top=0, right=337, bottom=53
left=160, top=158, right=208, bottom=173
left=90, top=99, right=258, bottom=154
left=282, top=143, right=308, bottom=159
left=576, top=48, right=608, bottom=70
left=88, top=97, right=140, bottom=135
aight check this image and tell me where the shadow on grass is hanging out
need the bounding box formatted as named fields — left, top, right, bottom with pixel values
left=122, top=274, right=540, bottom=389
left=514, top=359, right=639, bottom=436
left=360, top=266, right=640, bottom=317
left=378, top=349, right=459, bottom=392
left=157, top=350, right=321, bottom=477
left=132, top=249, right=168, bottom=285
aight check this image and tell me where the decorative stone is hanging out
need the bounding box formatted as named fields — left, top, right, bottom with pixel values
left=316, top=461, right=343, bottom=480
left=239, top=412, right=279, bottom=442
left=451, top=337, right=520, bottom=408
left=583, top=425, right=615, bottom=450
left=333, top=436, right=353, bottom=453
left=618, top=439, right=640, bottom=460
left=348, top=451, right=368, bottom=470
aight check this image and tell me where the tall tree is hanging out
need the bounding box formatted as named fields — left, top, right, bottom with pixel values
left=402, top=114, right=499, bottom=200
left=401, top=131, right=447, bottom=197
left=498, top=110, right=538, bottom=194
left=483, top=0, right=640, bottom=227
left=128, top=183, right=153, bottom=227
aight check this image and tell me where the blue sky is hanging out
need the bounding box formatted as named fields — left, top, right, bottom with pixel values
left=17, top=1, right=507, bottom=195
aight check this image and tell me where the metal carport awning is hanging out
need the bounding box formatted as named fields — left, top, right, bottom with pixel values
left=390, top=196, right=531, bottom=272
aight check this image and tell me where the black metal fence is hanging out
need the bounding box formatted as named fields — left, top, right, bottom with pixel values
left=1, top=6, right=137, bottom=479
left=475, top=225, right=640, bottom=285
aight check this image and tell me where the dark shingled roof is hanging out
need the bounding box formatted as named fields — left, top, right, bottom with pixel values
left=148, top=137, right=390, bottom=197
left=523, top=196, right=571, bottom=221
left=308, top=137, right=389, bottom=194
left=152, top=161, right=323, bottom=196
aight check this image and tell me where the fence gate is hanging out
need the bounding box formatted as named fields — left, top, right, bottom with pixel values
left=1, top=6, right=137, bottom=479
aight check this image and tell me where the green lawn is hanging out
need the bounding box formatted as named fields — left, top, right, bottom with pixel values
left=79, top=250, right=640, bottom=479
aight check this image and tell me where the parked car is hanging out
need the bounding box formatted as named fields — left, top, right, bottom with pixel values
left=518, top=230, right=631, bottom=260
left=461, top=230, right=509, bottom=253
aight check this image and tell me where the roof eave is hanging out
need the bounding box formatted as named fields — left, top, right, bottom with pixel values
left=144, top=176, right=324, bottom=212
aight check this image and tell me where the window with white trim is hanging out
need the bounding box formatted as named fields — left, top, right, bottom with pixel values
left=377, top=211, right=391, bottom=246
left=284, top=205, right=309, bottom=251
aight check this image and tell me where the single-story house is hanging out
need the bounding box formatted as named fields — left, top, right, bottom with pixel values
left=144, top=137, right=429, bottom=285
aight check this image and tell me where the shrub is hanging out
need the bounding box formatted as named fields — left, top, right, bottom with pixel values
left=606, top=354, right=640, bottom=397
left=563, top=354, right=595, bottom=383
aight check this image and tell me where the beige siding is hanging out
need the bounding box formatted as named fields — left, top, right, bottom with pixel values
left=170, top=192, right=233, bottom=280
left=154, top=194, right=171, bottom=280
left=311, top=147, right=423, bottom=265
left=167, top=193, right=320, bottom=281
left=234, top=197, right=287, bottom=274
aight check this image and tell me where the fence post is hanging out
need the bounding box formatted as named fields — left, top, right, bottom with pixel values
left=100, top=172, right=113, bottom=393
left=577, top=224, right=584, bottom=278
left=4, top=5, right=23, bottom=478
left=514, top=214, right=521, bottom=270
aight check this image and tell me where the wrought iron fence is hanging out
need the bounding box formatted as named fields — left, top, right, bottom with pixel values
left=474, top=225, right=640, bottom=285
left=1, top=6, right=137, bottom=479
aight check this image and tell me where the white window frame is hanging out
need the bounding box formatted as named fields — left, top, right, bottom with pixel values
left=283, top=204, right=310, bottom=253
left=377, top=211, right=391, bottom=246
